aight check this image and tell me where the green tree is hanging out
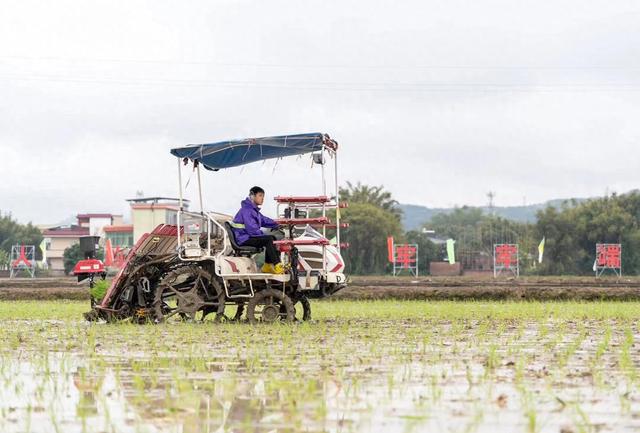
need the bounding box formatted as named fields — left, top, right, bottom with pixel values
left=0, top=212, right=43, bottom=258
left=63, top=243, right=105, bottom=275
left=0, top=249, right=9, bottom=270
left=63, top=244, right=82, bottom=275
left=339, top=181, right=402, bottom=220
left=404, top=230, right=441, bottom=274
left=535, top=192, right=640, bottom=275
left=535, top=205, right=581, bottom=274
left=340, top=202, right=403, bottom=274
left=426, top=207, right=534, bottom=269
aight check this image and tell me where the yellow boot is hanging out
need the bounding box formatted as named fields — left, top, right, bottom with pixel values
left=272, top=263, right=285, bottom=274
left=261, top=263, right=274, bottom=273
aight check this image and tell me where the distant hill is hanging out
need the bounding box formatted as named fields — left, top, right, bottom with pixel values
left=399, top=198, right=587, bottom=231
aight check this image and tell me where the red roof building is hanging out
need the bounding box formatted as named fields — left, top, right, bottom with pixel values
left=41, top=225, right=90, bottom=271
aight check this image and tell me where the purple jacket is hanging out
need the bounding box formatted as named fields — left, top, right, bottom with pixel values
left=231, top=198, right=279, bottom=245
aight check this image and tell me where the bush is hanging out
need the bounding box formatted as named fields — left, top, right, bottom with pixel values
left=90, top=279, right=109, bottom=303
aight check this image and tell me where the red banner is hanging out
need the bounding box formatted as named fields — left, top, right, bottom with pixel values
left=495, top=244, right=518, bottom=269
left=395, top=245, right=417, bottom=269
left=596, top=244, right=621, bottom=269
left=387, top=237, right=394, bottom=263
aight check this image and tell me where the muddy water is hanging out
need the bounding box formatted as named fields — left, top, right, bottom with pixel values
left=1, top=319, right=639, bottom=433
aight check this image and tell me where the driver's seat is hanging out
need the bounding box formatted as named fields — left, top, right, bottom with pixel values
left=224, top=222, right=261, bottom=256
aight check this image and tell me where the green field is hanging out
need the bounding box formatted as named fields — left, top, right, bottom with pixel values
left=1, top=300, right=639, bottom=432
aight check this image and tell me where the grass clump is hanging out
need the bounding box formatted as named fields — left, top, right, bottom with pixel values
left=89, top=279, right=109, bottom=303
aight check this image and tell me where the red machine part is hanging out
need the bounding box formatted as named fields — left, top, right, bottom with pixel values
left=98, top=224, right=176, bottom=309
left=275, top=217, right=331, bottom=226
left=274, top=238, right=330, bottom=253
left=73, top=259, right=105, bottom=275
left=314, top=223, right=349, bottom=229
left=274, top=195, right=330, bottom=203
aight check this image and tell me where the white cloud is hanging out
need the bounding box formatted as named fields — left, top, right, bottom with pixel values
left=1, top=0, right=639, bottom=223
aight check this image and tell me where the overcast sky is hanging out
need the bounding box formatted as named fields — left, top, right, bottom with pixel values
left=1, top=0, right=639, bottom=224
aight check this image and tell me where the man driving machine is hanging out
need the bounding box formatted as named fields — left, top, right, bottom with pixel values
left=231, top=186, right=285, bottom=274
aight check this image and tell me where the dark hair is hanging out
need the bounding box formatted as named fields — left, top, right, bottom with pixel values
left=249, top=186, right=265, bottom=196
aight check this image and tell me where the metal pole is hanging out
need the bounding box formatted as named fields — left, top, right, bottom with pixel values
left=321, top=146, right=327, bottom=273
left=177, top=158, right=184, bottom=210
left=334, top=150, right=340, bottom=252
left=392, top=240, right=396, bottom=276
left=177, top=158, right=184, bottom=255
left=197, top=164, right=204, bottom=215
left=493, top=244, right=496, bottom=278
left=321, top=147, right=326, bottom=238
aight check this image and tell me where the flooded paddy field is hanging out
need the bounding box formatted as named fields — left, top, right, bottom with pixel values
left=1, top=300, right=639, bottom=433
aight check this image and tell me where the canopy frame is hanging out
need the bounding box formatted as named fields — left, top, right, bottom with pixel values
left=172, top=133, right=341, bottom=267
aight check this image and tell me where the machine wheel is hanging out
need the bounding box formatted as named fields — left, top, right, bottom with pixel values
left=213, top=302, right=246, bottom=322
left=200, top=277, right=227, bottom=322
left=296, top=294, right=311, bottom=321
left=153, top=266, right=224, bottom=323
left=232, top=302, right=245, bottom=321
left=283, top=293, right=311, bottom=321
left=247, top=289, right=294, bottom=324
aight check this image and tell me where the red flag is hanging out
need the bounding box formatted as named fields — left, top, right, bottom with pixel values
left=387, top=237, right=394, bottom=263
left=105, top=239, right=114, bottom=266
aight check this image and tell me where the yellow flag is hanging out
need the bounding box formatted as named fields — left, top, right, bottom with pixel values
left=538, top=237, right=545, bottom=264
left=40, top=238, right=47, bottom=264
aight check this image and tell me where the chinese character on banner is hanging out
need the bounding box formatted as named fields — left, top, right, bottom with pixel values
left=595, top=243, right=621, bottom=277
left=392, top=244, right=419, bottom=276
left=395, top=245, right=416, bottom=268
left=494, top=244, right=519, bottom=277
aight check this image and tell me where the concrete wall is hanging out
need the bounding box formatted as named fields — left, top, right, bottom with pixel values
left=132, top=207, right=177, bottom=242
left=88, top=217, right=113, bottom=236
left=429, top=262, right=462, bottom=276
left=47, top=236, right=79, bottom=271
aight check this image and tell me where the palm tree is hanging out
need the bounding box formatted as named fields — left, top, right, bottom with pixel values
left=339, top=181, right=402, bottom=220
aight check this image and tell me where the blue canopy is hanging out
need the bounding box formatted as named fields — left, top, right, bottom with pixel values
left=170, top=133, right=328, bottom=170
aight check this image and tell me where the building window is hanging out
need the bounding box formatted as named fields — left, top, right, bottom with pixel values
left=107, top=233, right=134, bottom=248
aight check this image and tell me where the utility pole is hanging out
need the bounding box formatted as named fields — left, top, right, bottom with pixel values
left=487, top=191, right=495, bottom=215
left=486, top=191, right=495, bottom=251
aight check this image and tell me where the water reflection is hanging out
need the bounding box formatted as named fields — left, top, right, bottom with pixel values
left=1, top=353, right=332, bottom=433
left=2, top=330, right=640, bottom=433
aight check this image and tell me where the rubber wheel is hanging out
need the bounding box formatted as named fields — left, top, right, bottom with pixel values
left=247, top=289, right=294, bottom=324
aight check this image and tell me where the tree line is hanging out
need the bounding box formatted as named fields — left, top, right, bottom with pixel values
left=0, top=212, right=43, bottom=269
left=339, top=184, right=640, bottom=276
left=2, top=188, right=638, bottom=276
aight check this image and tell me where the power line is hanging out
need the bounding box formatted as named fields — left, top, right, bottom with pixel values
left=2, top=72, right=640, bottom=92
left=2, top=54, right=640, bottom=71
